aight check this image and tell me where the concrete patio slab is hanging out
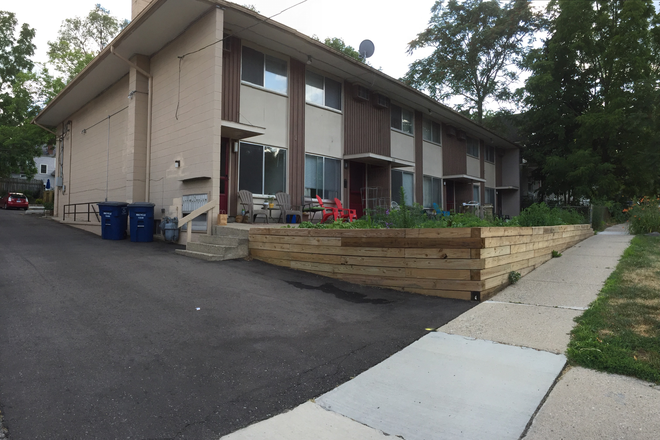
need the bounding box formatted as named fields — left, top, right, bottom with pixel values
left=316, top=332, right=566, bottom=440
left=220, top=402, right=390, bottom=440
left=524, top=367, right=660, bottom=440
left=492, top=280, right=601, bottom=309
left=439, top=302, right=580, bottom=353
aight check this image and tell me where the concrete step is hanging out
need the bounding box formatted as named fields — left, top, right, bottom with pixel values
left=198, top=234, right=247, bottom=247
left=212, top=226, right=250, bottom=238
left=175, top=249, right=226, bottom=262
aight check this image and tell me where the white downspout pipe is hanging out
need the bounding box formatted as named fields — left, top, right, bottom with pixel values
left=110, top=46, right=153, bottom=202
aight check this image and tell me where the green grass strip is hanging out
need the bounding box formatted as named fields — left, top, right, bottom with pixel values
left=567, top=235, right=660, bottom=384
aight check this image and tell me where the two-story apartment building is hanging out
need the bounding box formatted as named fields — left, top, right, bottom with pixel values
left=33, top=0, right=520, bottom=241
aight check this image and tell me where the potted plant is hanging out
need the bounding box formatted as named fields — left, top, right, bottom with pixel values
left=267, top=196, right=275, bottom=208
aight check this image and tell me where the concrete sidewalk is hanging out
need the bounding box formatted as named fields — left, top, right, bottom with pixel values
left=221, top=224, right=660, bottom=440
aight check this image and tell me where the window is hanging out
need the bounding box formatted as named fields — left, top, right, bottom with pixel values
left=241, top=46, right=288, bottom=94
left=473, top=184, right=481, bottom=203
left=304, top=155, right=341, bottom=200
left=485, top=146, right=495, bottom=163
left=467, top=137, right=480, bottom=157
left=391, top=104, right=413, bottom=134
left=306, top=71, right=342, bottom=111
left=485, top=187, right=495, bottom=205
left=238, top=142, right=287, bottom=195
left=40, top=164, right=47, bottom=174
left=423, top=176, right=442, bottom=208
left=423, top=119, right=442, bottom=144
left=391, top=170, right=414, bottom=206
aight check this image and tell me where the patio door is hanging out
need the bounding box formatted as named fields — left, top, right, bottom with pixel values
left=219, top=138, right=229, bottom=214
left=349, top=162, right=366, bottom=218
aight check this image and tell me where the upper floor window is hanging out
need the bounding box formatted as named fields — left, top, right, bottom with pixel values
left=241, top=46, right=288, bottom=94
left=485, top=146, right=495, bottom=163
left=423, top=119, right=441, bottom=144
left=306, top=71, right=342, bottom=111
left=40, top=164, right=48, bottom=174
left=467, top=137, right=480, bottom=158
left=391, top=104, right=413, bottom=134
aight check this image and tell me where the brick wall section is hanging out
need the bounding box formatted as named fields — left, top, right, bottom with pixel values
left=248, top=224, right=594, bottom=301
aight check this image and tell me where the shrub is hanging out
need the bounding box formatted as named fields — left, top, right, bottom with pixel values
left=552, top=250, right=562, bottom=258
left=627, top=196, right=660, bottom=234
left=517, top=203, right=586, bottom=227
left=35, top=198, right=44, bottom=205
left=508, top=271, right=521, bottom=284
left=43, top=201, right=54, bottom=211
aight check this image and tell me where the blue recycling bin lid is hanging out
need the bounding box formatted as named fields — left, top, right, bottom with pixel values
left=98, top=201, right=129, bottom=207
left=127, top=202, right=155, bottom=207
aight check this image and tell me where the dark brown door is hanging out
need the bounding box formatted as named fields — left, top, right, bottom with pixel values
left=446, top=180, right=455, bottom=213
left=219, top=138, right=229, bottom=214
left=349, top=162, right=366, bottom=218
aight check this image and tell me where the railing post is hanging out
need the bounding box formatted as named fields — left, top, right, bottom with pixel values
left=187, top=221, right=192, bottom=244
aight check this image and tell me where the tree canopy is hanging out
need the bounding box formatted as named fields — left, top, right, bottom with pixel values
left=522, top=0, right=660, bottom=202
left=0, top=11, right=49, bottom=179
left=404, top=0, right=540, bottom=123
left=47, top=4, right=128, bottom=82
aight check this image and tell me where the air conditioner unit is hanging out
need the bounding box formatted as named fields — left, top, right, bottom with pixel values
left=352, top=84, right=370, bottom=102
left=372, top=93, right=389, bottom=109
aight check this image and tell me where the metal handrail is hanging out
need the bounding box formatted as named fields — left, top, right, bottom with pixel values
left=178, top=200, right=217, bottom=243
left=63, top=202, right=101, bottom=223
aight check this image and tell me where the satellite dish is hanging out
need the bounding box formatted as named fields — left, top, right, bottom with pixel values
left=359, top=39, right=375, bottom=60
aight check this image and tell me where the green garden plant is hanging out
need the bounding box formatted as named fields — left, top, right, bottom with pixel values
left=627, top=197, right=660, bottom=234
left=508, top=271, right=521, bottom=284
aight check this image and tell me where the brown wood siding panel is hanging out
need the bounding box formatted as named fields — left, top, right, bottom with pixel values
left=289, top=59, right=306, bottom=206
left=221, top=36, right=241, bottom=122
left=415, top=111, right=423, bottom=203
left=442, top=123, right=467, bottom=175
left=344, top=81, right=390, bottom=156
left=496, top=148, right=503, bottom=187
left=480, top=141, right=485, bottom=201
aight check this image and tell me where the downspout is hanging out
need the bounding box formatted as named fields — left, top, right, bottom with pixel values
left=110, top=46, right=153, bottom=202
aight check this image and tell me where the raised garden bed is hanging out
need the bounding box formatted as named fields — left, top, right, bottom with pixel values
left=249, top=224, right=593, bottom=301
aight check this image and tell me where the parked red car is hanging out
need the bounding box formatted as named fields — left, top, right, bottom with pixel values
left=1, top=192, right=29, bottom=210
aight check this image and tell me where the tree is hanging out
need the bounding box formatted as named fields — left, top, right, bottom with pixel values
left=323, top=37, right=363, bottom=62
left=0, top=11, right=48, bottom=179
left=47, top=4, right=128, bottom=82
left=404, top=0, right=540, bottom=123
left=522, top=0, right=660, bottom=202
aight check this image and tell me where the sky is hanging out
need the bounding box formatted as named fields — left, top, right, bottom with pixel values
left=8, top=0, right=439, bottom=80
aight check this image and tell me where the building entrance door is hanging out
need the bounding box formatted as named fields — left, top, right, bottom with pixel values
left=446, top=180, right=455, bottom=213
left=349, top=162, right=366, bottom=218
left=219, top=138, right=229, bottom=214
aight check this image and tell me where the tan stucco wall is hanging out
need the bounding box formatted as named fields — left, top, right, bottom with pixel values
left=485, top=162, right=496, bottom=187
left=422, top=141, right=442, bottom=178
left=390, top=130, right=415, bottom=163
left=240, top=84, right=289, bottom=149
left=467, top=156, right=480, bottom=178
left=56, top=76, right=130, bottom=216
left=149, top=9, right=223, bottom=219
left=304, top=104, right=342, bottom=158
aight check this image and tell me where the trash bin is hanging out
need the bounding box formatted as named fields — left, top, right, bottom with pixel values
left=159, top=216, right=179, bottom=243
left=97, top=202, right=129, bottom=240
left=128, top=202, right=155, bottom=242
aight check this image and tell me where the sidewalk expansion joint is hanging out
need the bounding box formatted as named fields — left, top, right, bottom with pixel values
left=486, top=300, right=588, bottom=311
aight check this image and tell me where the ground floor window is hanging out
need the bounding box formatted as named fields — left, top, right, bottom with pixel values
left=239, top=142, right=287, bottom=196
left=485, top=187, right=495, bottom=205
left=473, top=184, right=481, bottom=203
left=391, top=170, right=414, bottom=206
left=423, top=176, right=442, bottom=208
left=304, top=154, right=341, bottom=200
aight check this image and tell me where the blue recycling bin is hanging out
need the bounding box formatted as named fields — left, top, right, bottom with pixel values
left=128, top=202, right=155, bottom=242
left=97, top=202, right=129, bottom=240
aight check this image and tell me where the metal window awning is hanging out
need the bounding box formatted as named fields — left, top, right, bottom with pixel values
left=496, top=185, right=519, bottom=190
left=221, top=120, right=266, bottom=140
left=343, top=153, right=415, bottom=168
left=443, top=174, right=486, bottom=183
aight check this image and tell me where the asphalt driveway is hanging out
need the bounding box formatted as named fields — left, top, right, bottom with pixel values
left=0, top=209, right=473, bottom=439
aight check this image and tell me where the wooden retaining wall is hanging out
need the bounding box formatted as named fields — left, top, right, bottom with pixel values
left=248, top=224, right=593, bottom=301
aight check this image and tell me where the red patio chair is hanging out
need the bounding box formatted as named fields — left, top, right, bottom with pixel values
left=334, top=198, right=358, bottom=222
left=315, top=195, right=338, bottom=223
